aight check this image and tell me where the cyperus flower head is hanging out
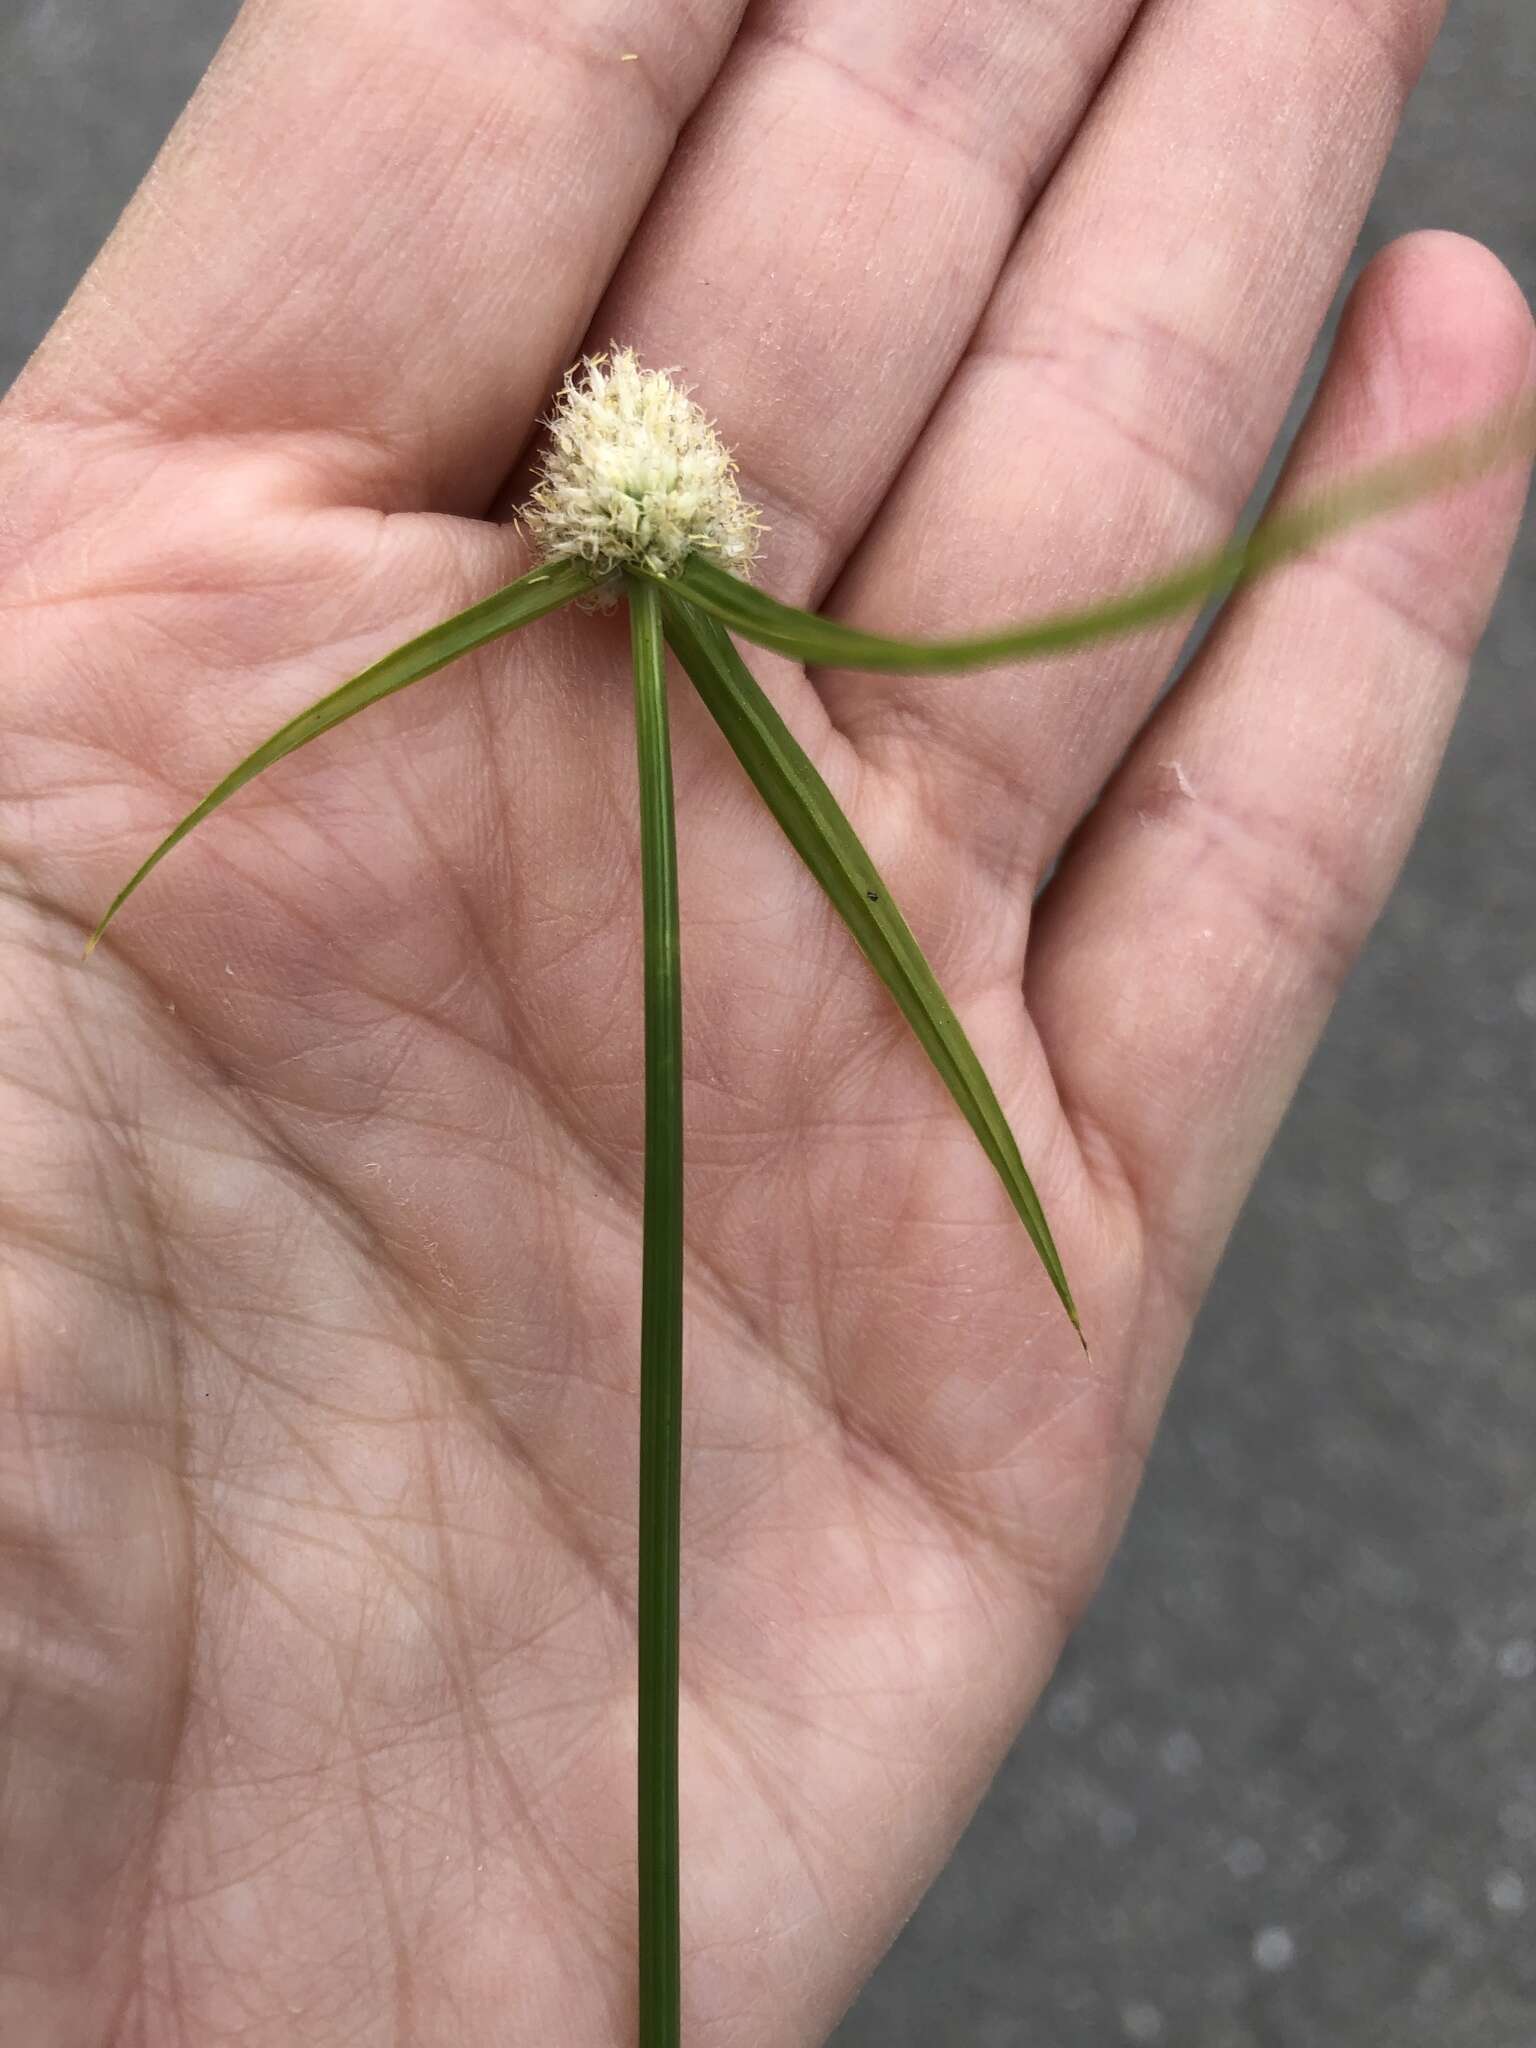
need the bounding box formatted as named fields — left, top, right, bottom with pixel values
left=524, top=348, right=761, bottom=583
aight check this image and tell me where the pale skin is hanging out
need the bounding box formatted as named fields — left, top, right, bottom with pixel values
left=1, top=0, right=1532, bottom=2041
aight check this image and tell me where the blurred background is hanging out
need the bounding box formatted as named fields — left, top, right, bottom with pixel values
left=3, top=3, right=1533, bottom=2042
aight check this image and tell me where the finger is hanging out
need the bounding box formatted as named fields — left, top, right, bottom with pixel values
left=7, top=0, right=747, bottom=513
left=542, top=0, right=1151, bottom=598
left=1027, top=232, right=1534, bottom=1357
left=820, top=0, right=1447, bottom=902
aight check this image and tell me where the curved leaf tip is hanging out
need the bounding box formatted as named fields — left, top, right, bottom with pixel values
left=80, top=556, right=593, bottom=959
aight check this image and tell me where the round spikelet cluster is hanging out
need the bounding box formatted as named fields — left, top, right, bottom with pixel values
left=524, top=349, right=760, bottom=583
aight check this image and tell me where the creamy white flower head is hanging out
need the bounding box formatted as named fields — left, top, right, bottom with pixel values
left=524, top=349, right=760, bottom=583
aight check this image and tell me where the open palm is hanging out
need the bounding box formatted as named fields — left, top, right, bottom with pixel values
left=2, top=3, right=1531, bottom=2043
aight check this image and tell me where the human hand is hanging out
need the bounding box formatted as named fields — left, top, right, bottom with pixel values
left=2, top=3, right=1531, bottom=2042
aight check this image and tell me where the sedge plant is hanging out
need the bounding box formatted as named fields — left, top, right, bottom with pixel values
left=85, top=349, right=1535, bottom=2048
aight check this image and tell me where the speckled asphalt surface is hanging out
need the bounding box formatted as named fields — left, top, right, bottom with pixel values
left=4, top=5, right=1533, bottom=2043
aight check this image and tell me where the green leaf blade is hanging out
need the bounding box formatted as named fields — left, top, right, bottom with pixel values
left=661, top=400, right=1536, bottom=676
left=84, top=554, right=594, bottom=955
left=660, top=593, right=1083, bottom=1345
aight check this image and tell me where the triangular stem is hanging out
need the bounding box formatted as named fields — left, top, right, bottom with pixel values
left=629, top=577, right=685, bottom=2047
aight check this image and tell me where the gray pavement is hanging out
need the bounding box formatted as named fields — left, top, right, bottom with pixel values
left=4, top=4, right=1533, bottom=2043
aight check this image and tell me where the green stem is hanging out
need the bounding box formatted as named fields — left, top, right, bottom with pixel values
left=628, top=575, right=684, bottom=2048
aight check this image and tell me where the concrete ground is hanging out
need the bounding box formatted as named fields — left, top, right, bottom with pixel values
left=4, top=4, right=1533, bottom=2043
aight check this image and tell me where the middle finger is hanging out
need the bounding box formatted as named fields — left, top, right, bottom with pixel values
left=570, top=0, right=1153, bottom=602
